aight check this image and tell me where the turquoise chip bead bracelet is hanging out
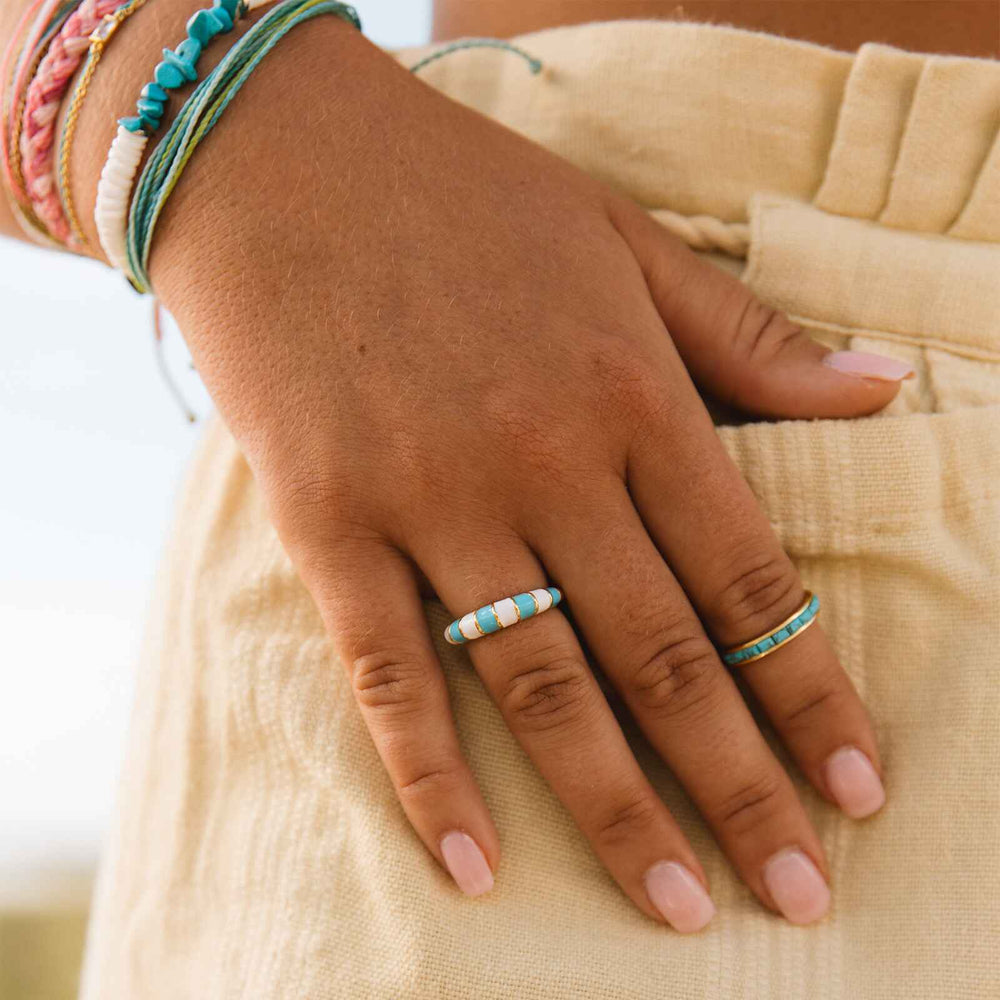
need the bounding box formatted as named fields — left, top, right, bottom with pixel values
left=121, top=0, right=246, bottom=135
left=721, top=591, right=821, bottom=666
left=96, top=0, right=546, bottom=290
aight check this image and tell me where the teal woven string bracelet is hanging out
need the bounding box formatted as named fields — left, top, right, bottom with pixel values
left=124, top=4, right=555, bottom=294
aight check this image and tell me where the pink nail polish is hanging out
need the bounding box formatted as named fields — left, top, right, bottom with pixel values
left=644, top=861, right=716, bottom=933
left=825, top=746, right=886, bottom=819
left=821, top=350, right=915, bottom=381
left=762, top=848, right=830, bottom=925
left=440, top=831, right=494, bottom=897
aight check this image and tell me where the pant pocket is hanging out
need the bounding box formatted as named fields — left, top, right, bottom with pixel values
left=741, top=193, right=1000, bottom=415
left=709, top=194, right=1000, bottom=995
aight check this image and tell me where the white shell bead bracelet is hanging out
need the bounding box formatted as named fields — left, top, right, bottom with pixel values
left=95, top=125, right=147, bottom=276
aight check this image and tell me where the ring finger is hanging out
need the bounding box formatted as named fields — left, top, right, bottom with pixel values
left=627, top=396, right=886, bottom=822
left=529, top=481, right=833, bottom=925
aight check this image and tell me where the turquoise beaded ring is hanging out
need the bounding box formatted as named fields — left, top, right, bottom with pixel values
left=722, top=591, right=820, bottom=666
left=445, top=588, right=563, bottom=645
left=121, top=0, right=245, bottom=135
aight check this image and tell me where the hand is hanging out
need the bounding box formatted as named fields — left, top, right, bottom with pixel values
left=150, top=18, right=902, bottom=930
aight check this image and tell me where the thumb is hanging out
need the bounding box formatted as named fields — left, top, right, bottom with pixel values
left=608, top=197, right=915, bottom=420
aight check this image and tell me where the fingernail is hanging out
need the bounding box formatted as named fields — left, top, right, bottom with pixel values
left=644, top=861, right=716, bottom=933
left=762, top=848, right=830, bottom=925
left=824, top=746, right=886, bottom=819
left=821, top=350, right=915, bottom=381
left=440, top=831, right=494, bottom=897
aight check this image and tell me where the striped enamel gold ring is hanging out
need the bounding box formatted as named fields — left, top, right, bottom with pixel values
left=444, top=588, right=563, bottom=645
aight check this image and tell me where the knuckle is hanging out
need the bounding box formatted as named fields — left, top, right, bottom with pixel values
left=488, top=401, right=554, bottom=459
left=589, top=337, right=651, bottom=392
left=267, top=469, right=370, bottom=548
left=592, top=340, right=678, bottom=426
left=714, top=547, right=802, bottom=642
left=731, top=296, right=803, bottom=364
left=714, top=773, right=786, bottom=833
left=269, top=468, right=340, bottom=521
left=782, top=685, right=846, bottom=730
left=499, top=646, right=592, bottom=734
left=350, top=650, right=429, bottom=714
left=592, top=794, right=660, bottom=849
left=485, top=398, right=588, bottom=491
left=478, top=374, right=568, bottom=450
left=395, top=761, right=465, bottom=801
left=626, top=622, right=721, bottom=720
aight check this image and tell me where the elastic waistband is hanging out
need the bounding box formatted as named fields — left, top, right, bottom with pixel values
left=398, top=21, right=1000, bottom=355
left=400, top=21, right=1000, bottom=237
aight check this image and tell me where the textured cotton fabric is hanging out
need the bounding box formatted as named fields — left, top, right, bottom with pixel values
left=80, top=21, right=1000, bottom=1000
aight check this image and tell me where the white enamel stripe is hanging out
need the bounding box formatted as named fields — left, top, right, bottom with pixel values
left=530, top=588, right=554, bottom=613
left=493, top=598, right=520, bottom=627
left=458, top=613, right=481, bottom=641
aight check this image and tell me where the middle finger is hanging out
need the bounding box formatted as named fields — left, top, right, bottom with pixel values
left=412, top=527, right=717, bottom=932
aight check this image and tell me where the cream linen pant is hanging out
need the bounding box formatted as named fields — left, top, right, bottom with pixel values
left=80, top=21, right=1000, bottom=1000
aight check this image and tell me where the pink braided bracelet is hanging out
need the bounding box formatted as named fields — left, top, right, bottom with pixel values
left=1, top=0, right=64, bottom=214
left=19, top=0, right=123, bottom=247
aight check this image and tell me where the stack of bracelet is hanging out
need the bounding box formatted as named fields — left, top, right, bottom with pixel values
left=2, top=0, right=245, bottom=249
left=1, top=0, right=152, bottom=248
left=20, top=0, right=131, bottom=248
left=97, top=0, right=362, bottom=288
left=94, top=0, right=260, bottom=278
left=0, top=0, right=358, bottom=261
left=3, top=0, right=539, bottom=292
left=122, top=5, right=545, bottom=294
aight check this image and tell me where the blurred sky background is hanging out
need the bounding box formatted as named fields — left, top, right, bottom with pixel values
left=0, top=0, right=432, bottom=896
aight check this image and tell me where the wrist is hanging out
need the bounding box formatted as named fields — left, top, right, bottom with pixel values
left=70, top=3, right=399, bottom=315
left=137, top=13, right=419, bottom=322
left=61, top=0, right=263, bottom=260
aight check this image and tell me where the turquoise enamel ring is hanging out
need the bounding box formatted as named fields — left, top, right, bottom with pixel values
left=445, top=588, right=563, bottom=645
left=722, top=590, right=820, bottom=666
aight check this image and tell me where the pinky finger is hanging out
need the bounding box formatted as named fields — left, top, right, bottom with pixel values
left=314, top=539, right=500, bottom=897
